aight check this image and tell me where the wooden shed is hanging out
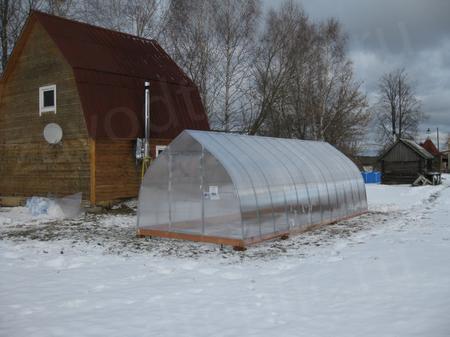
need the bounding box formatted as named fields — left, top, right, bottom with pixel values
left=0, top=11, right=209, bottom=206
left=379, top=138, right=433, bottom=184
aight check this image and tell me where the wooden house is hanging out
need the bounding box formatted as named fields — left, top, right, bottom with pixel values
left=379, top=138, right=434, bottom=184
left=0, top=11, right=209, bottom=206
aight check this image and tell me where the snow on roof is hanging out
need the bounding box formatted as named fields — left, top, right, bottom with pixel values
left=380, top=138, right=434, bottom=160
left=401, top=139, right=434, bottom=159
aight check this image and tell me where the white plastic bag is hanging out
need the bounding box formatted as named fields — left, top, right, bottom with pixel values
left=26, top=193, right=82, bottom=219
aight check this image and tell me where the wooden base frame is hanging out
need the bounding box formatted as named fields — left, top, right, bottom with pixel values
left=137, top=211, right=367, bottom=248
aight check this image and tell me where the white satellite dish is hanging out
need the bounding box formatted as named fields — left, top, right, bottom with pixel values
left=43, top=123, right=63, bottom=144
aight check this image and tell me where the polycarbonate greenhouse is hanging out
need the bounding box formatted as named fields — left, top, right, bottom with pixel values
left=137, top=130, right=367, bottom=248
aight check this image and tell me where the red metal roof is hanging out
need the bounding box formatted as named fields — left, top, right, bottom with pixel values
left=420, top=138, right=440, bottom=156
left=32, top=11, right=209, bottom=139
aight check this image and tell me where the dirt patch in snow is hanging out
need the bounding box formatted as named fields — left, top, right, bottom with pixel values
left=6, top=184, right=448, bottom=259
left=0, top=208, right=395, bottom=260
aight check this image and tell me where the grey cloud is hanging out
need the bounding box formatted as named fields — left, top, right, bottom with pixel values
left=301, top=0, right=450, bottom=54
left=264, top=0, right=450, bottom=141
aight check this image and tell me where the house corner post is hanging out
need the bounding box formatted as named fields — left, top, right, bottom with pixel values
left=89, top=138, right=96, bottom=205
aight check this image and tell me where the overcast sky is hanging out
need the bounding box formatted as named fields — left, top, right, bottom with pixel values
left=266, top=0, right=450, bottom=149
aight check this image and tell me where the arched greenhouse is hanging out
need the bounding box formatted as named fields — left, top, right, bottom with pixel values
left=137, top=130, right=367, bottom=248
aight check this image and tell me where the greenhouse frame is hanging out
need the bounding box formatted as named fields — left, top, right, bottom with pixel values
left=137, top=130, right=367, bottom=248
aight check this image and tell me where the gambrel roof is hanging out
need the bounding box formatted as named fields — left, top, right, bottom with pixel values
left=1, top=11, right=209, bottom=139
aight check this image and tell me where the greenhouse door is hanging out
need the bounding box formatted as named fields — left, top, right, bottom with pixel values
left=169, top=152, right=203, bottom=235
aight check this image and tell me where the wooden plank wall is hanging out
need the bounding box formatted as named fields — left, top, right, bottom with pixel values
left=0, top=22, right=90, bottom=199
left=382, top=160, right=423, bottom=184
left=93, top=138, right=171, bottom=203
left=383, top=142, right=421, bottom=162
left=94, top=139, right=140, bottom=202
left=381, top=142, right=426, bottom=184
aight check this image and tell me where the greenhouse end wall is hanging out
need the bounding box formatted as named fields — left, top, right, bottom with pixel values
left=137, top=130, right=368, bottom=247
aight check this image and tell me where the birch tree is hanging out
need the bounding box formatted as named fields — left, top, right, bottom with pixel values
left=246, top=0, right=302, bottom=136
left=308, top=19, right=369, bottom=152
left=246, top=0, right=369, bottom=155
left=164, top=0, right=219, bottom=119
left=80, top=0, right=167, bottom=39
left=0, top=0, right=77, bottom=72
left=45, top=0, right=76, bottom=16
left=0, top=0, right=41, bottom=71
left=210, top=0, right=260, bottom=131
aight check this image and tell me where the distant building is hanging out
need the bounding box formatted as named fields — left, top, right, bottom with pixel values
left=420, top=138, right=446, bottom=172
left=379, top=138, right=434, bottom=184
left=442, top=138, right=450, bottom=172
left=448, top=137, right=450, bottom=171
left=352, top=155, right=380, bottom=172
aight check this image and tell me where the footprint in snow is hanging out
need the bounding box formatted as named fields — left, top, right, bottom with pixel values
left=2, top=252, right=20, bottom=259
left=154, top=267, right=173, bottom=275
left=198, top=268, right=219, bottom=275
left=146, top=295, right=163, bottom=303
left=44, top=256, right=65, bottom=269
left=181, top=261, right=199, bottom=270
left=92, top=284, right=109, bottom=291
left=222, top=272, right=244, bottom=280
left=61, top=299, right=87, bottom=308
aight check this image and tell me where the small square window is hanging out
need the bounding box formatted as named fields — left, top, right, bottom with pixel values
left=155, top=145, right=167, bottom=157
left=43, top=90, right=54, bottom=107
left=39, top=85, right=56, bottom=115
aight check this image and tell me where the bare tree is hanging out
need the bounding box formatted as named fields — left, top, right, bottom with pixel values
left=0, top=0, right=11, bottom=70
left=80, top=0, right=167, bottom=39
left=210, top=0, right=260, bottom=131
left=307, top=19, right=369, bottom=152
left=0, top=0, right=46, bottom=71
left=45, top=0, right=75, bottom=16
left=79, top=0, right=126, bottom=32
left=247, top=0, right=369, bottom=154
left=164, top=0, right=219, bottom=119
left=0, top=0, right=80, bottom=72
left=125, top=0, right=167, bottom=39
left=375, top=68, right=423, bottom=144
left=246, top=0, right=303, bottom=135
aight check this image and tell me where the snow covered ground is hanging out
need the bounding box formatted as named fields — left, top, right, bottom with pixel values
left=1, top=177, right=450, bottom=337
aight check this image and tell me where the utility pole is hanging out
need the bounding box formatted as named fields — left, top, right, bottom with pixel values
left=398, top=76, right=402, bottom=139
left=437, top=127, right=440, bottom=151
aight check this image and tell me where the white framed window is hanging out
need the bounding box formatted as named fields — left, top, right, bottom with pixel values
left=155, top=145, right=167, bottom=157
left=39, top=84, right=56, bottom=115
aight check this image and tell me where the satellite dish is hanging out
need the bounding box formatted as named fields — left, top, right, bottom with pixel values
left=43, top=123, right=63, bottom=144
